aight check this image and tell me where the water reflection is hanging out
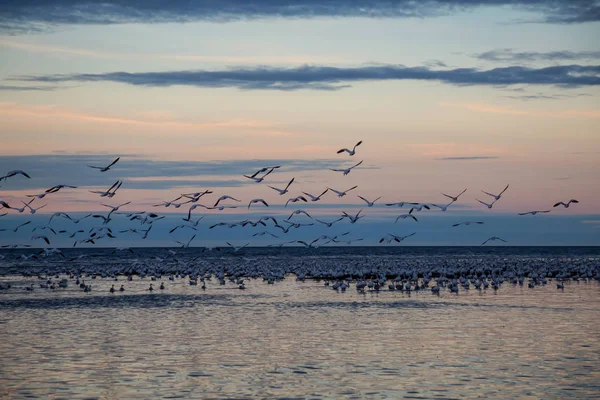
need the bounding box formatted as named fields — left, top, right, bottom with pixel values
left=1, top=278, right=599, bottom=399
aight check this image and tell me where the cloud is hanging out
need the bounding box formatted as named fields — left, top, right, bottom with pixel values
left=474, top=49, right=600, bottom=63
left=1, top=0, right=599, bottom=34
left=503, top=93, right=591, bottom=101
left=0, top=85, right=57, bottom=91
left=14, top=64, right=600, bottom=91
left=437, top=156, right=500, bottom=160
left=0, top=154, right=347, bottom=191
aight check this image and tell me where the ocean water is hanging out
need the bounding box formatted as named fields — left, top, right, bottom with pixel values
left=1, top=247, right=599, bottom=399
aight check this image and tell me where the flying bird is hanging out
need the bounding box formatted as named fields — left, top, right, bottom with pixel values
left=23, top=201, right=46, bottom=214
left=285, top=195, right=307, bottom=208
left=441, top=189, right=467, bottom=202
left=314, top=217, right=344, bottom=227
left=337, top=140, right=362, bottom=156
left=553, top=199, right=579, bottom=208
left=248, top=199, right=269, bottom=209
left=45, top=184, right=77, bottom=193
left=0, top=170, right=31, bottom=181
left=395, top=214, right=418, bottom=223
left=269, top=178, right=295, bottom=195
left=518, top=210, right=551, bottom=215
left=88, top=157, right=120, bottom=172
left=482, top=184, right=509, bottom=201
left=287, top=209, right=313, bottom=220
left=244, top=168, right=274, bottom=183
left=328, top=186, right=358, bottom=197
left=452, top=221, right=484, bottom=227
left=476, top=199, right=496, bottom=209
left=342, top=209, right=364, bottom=224
left=481, top=236, right=507, bottom=245
left=358, top=195, right=381, bottom=207
left=302, top=189, right=328, bottom=202
left=330, top=160, right=363, bottom=176
left=214, top=195, right=241, bottom=207
left=31, top=235, right=50, bottom=245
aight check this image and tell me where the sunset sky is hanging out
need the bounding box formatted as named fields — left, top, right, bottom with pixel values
left=0, top=0, right=599, bottom=246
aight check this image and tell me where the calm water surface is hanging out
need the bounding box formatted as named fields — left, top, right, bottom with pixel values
left=1, top=276, right=599, bottom=399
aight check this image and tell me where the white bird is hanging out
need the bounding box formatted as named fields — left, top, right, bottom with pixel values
left=48, top=212, right=72, bottom=224
left=183, top=204, right=204, bottom=221
left=214, top=195, right=241, bottom=207
left=441, top=189, right=467, bottom=202
left=476, top=198, right=496, bottom=209
left=249, top=166, right=281, bottom=178
left=481, top=236, right=507, bottom=245
left=88, top=157, right=120, bottom=172
left=72, top=214, right=92, bottom=224
left=288, top=209, right=313, bottom=220
left=244, top=168, right=274, bottom=183
left=342, top=209, right=364, bottom=224
left=252, top=231, right=279, bottom=238
left=269, top=178, right=295, bottom=195
left=153, top=196, right=183, bottom=208
left=314, top=217, right=344, bottom=227
left=380, top=232, right=415, bottom=243
left=248, top=199, right=269, bottom=209
left=302, top=189, right=328, bottom=202
left=408, top=204, right=430, bottom=213
left=285, top=195, right=307, bottom=207
left=482, top=184, right=509, bottom=201
left=358, top=195, right=381, bottom=207
left=330, top=160, right=363, bottom=176
left=45, top=184, right=77, bottom=193
left=23, top=201, right=46, bottom=214
left=337, top=140, right=362, bottom=156
left=226, top=242, right=249, bottom=252
left=554, top=199, right=579, bottom=208
left=102, top=201, right=131, bottom=217
left=395, top=214, right=418, bottom=222
left=431, top=203, right=452, bottom=212
left=452, top=221, right=484, bottom=227
left=32, top=225, right=57, bottom=235
left=89, top=181, right=121, bottom=198
left=385, top=202, right=408, bottom=208
left=0, top=170, right=31, bottom=181
left=328, top=186, right=358, bottom=197
left=31, top=235, right=50, bottom=245
left=518, top=210, right=551, bottom=215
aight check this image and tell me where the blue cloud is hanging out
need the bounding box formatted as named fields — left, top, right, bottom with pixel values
left=14, top=64, right=600, bottom=91
left=0, top=154, right=346, bottom=191
left=474, top=49, right=600, bottom=63
left=1, top=0, right=598, bottom=34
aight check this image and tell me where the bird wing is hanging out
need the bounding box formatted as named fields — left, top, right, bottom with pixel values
left=87, top=165, right=103, bottom=169
left=346, top=186, right=358, bottom=193
left=284, top=178, right=295, bottom=191
left=351, top=160, right=363, bottom=169
left=499, top=184, right=509, bottom=195
left=107, top=157, right=120, bottom=168
left=337, top=148, right=350, bottom=154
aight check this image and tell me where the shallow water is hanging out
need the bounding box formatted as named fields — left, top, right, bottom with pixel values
left=1, top=275, right=600, bottom=399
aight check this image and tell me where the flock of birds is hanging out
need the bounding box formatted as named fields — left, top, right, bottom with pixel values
left=0, top=140, right=591, bottom=294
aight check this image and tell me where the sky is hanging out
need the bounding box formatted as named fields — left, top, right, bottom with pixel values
left=0, top=0, right=599, bottom=247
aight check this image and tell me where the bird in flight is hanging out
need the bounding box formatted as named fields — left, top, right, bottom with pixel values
left=357, top=195, right=381, bottom=207
left=330, top=160, right=363, bottom=176
left=0, top=170, right=31, bottom=181
left=452, top=221, right=484, bottom=227
left=518, top=210, right=551, bottom=215
left=395, top=214, right=418, bottom=223
left=88, top=157, right=120, bottom=172
left=328, top=186, right=358, bottom=197
left=214, top=195, right=241, bottom=207
left=248, top=199, right=269, bottom=209
left=342, top=209, right=364, bottom=224
left=553, top=199, right=579, bottom=208
left=476, top=198, right=496, bottom=209
left=481, top=236, right=507, bottom=245
left=337, top=140, right=362, bottom=156
left=302, top=189, right=328, bottom=202
left=314, top=217, right=344, bottom=227
left=285, top=195, right=307, bottom=208
left=482, top=184, right=509, bottom=201
left=269, top=178, right=295, bottom=195
left=441, top=189, right=467, bottom=202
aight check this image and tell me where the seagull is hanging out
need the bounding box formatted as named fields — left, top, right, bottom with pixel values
left=58, top=229, right=85, bottom=238
left=240, top=220, right=267, bottom=228
left=441, top=189, right=467, bottom=202
left=330, top=160, right=363, bottom=176
left=554, top=199, right=579, bottom=208
left=482, top=184, right=509, bottom=201
left=209, top=222, right=239, bottom=229
left=26, top=192, right=51, bottom=200
left=248, top=199, right=269, bottom=209
left=153, top=196, right=183, bottom=208
left=314, top=217, right=344, bottom=227
left=181, top=190, right=213, bottom=201
left=250, top=166, right=281, bottom=178
left=72, top=214, right=92, bottom=224
left=481, top=236, right=507, bottom=245
left=169, top=225, right=198, bottom=233
left=285, top=195, right=307, bottom=207
left=226, top=242, right=250, bottom=252
left=49, top=212, right=73, bottom=224
left=328, top=186, right=357, bottom=197
left=183, top=204, right=204, bottom=222
left=380, top=232, right=415, bottom=243
left=252, top=231, right=279, bottom=238
left=342, top=209, right=364, bottom=224
left=89, top=181, right=121, bottom=198
left=6, top=221, right=31, bottom=233
left=214, top=195, right=241, bottom=207
left=45, top=184, right=77, bottom=193
left=337, top=140, right=362, bottom=156
left=385, top=202, right=407, bottom=208
left=31, top=235, right=50, bottom=245
left=88, top=157, right=120, bottom=172
left=476, top=198, right=496, bottom=209
left=452, top=221, right=484, bottom=227
left=101, top=201, right=131, bottom=217
left=23, top=201, right=46, bottom=214
left=302, top=189, right=328, bottom=202
left=395, top=214, right=418, bottom=223
left=209, top=205, right=238, bottom=211
left=269, top=178, right=295, bottom=195
left=244, top=168, right=274, bottom=183
left=431, top=203, right=452, bottom=212
left=518, top=210, right=551, bottom=215
left=358, top=195, right=381, bottom=207
left=295, top=239, right=320, bottom=248
left=32, top=225, right=57, bottom=235
left=0, top=170, right=31, bottom=181
left=288, top=209, right=313, bottom=220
